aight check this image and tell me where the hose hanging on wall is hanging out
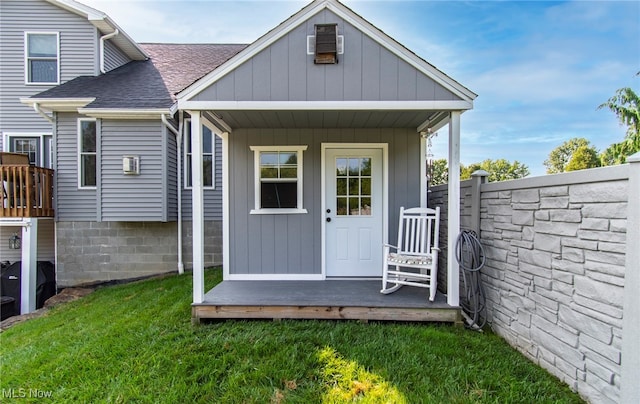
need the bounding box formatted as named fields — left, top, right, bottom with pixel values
left=455, top=229, right=487, bottom=330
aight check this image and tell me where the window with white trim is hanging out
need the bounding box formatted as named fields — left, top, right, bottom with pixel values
left=78, top=119, right=97, bottom=189
left=184, top=120, right=214, bottom=189
left=250, top=145, right=308, bottom=214
left=25, top=32, right=59, bottom=84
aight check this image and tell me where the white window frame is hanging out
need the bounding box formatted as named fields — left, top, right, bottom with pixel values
left=77, top=118, right=97, bottom=190
left=183, top=118, right=215, bottom=190
left=24, top=31, right=60, bottom=85
left=250, top=145, right=308, bottom=215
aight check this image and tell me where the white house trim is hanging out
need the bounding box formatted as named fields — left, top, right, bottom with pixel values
left=320, top=143, right=389, bottom=279
left=20, top=97, right=95, bottom=112
left=77, top=108, right=171, bottom=119
left=177, top=0, right=476, bottom=103
left=228, top=274, right=324, bottom=281
left=179, top=100, right=473, bottom=112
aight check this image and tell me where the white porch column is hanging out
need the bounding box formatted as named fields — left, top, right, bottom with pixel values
left=190, top=111, right=205, bottom=304
left=20, top=218, right=38, bottom=314
left=447, top=111, right=461, bottom=307
left=621, top=152, right=640, bottom=403
left=420, top=134, right=428, bottom=208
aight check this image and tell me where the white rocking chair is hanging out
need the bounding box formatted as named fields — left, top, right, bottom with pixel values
left=381, top=206, right=441, bottom=301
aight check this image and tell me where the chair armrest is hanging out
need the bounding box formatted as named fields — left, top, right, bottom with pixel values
left=383, top=243, right=399, bottom=251
left=431, top=247, right=440, bottom=252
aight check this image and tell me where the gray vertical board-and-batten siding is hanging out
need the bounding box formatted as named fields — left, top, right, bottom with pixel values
left=0, top=0, right=99, bottom=134
left=193, top=9, right=459, bottom=103
left=228, top=128, right=421, bottom=275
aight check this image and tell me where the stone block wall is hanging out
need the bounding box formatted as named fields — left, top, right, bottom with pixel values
left=56, top=220, right=222, bottom=287
left=428, top=164, right=633, bottom=404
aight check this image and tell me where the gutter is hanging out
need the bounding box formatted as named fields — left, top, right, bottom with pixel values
left=162, top=113, right=185, bottom=275
left=99, top=29, right=119, bottom=74
left=33, top=103, right=54, bottom=124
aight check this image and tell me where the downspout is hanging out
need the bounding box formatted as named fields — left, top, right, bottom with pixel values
left=33, top=103, right=54, bottom=124
left=162, top=113, right=185, bottom=275
left=99, top=29, right=119, bottom=74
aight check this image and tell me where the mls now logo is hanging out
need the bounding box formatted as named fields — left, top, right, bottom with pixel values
left=2, top=388, right=53, bottom=399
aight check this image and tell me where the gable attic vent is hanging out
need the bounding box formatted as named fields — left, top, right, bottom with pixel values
left=308, top=24, right=342, bottom=64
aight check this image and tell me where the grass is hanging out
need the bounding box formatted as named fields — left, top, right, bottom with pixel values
left=0, top=268, right=583, bottom=403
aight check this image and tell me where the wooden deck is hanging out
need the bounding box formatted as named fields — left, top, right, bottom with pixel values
left=192, top=280, right=461, bottom=323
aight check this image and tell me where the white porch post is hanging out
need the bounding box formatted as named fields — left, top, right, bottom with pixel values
left=20, top=219, right=38, bottom=314
left=190, top=111, right=205, bottom=304
left=447, top=111, right=461, bottom=307
left=420, top=134, right=428, bottom=208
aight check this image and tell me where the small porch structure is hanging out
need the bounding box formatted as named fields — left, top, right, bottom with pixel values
left=178, top=0, right=476, bottom=322
left=193, top=280, right=460, bottom=323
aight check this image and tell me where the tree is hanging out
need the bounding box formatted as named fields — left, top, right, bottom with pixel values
left=427, top=158, right=448, bottom=186
left=544, top=137, right=599, bottom=174
left=566, top=145, right=601, bottom=171
left=462, top=159, right=530, bottom=182
left=598, top=73, right=640, bottom=165
left=429, top=158, right=529, bottom=185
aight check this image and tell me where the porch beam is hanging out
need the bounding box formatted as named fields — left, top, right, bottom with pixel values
left=447, top=111, right=461, bottom=307
left=178, top=100, right=473, bottom=112
left=190, top=111, right=205, bottom=304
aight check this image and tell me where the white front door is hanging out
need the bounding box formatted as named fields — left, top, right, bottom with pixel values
left=325, top=147, right=384, bottom=277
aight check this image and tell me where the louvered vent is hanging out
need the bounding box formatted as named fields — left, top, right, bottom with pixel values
left=314, top=23, right=338, bottom=64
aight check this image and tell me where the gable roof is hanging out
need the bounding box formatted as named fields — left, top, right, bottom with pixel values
left=45, top=0, right=147, bottom=60
left=24, top=44, right=247, bottom=114
left=178, top=0, right=476, bottom=103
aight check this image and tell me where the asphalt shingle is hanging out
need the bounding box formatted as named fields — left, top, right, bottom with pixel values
left=31, top=43, right=248, bottom=110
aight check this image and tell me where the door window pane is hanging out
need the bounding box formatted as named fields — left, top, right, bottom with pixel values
left=336, top=157, right=372, bottom=216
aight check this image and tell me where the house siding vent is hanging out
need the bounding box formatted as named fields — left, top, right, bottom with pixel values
left=312, top=24, right=339, bottom=64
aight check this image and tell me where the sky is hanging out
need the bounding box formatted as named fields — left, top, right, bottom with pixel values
left=80, top=0, right=639, bottom=176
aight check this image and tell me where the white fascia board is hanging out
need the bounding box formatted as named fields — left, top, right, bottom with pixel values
left=179, top=100, right=473, bottom=111
left=325, top=1, right=476, bottom=102
left=77, top=108, right=171, bottom=119
left=177, top=0, right=332, bottom=101
left=20, top=97, right=95, bottom=112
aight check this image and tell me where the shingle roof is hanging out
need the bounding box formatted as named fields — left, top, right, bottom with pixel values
left=31, top=43, right=248, bottom=109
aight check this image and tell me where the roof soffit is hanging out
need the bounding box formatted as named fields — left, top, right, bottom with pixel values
left=178, top=0, right=476, bottom=104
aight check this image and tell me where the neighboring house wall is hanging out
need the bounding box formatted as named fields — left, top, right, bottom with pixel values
left=0, top=221, right=56, bottom=264
left=0, top=0, right=99, bottom=135
left=428, top=165, right=631, bottom=404
left=180, top=135, right=223, bottom=220
left=193, top=9, right=459, bottom=103
left=228, top=128, right=420, bottom=275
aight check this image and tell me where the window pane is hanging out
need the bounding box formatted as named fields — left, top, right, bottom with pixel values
left=261, top=182, right=297, bottom=208
left=336, top=178, right=347, bottom=196
left=82, top=155, right=96, bottom=187
left=279, top=152, right=296, bottom=165
left=349, top=197, right=360, bottom=215
left=29, top=60, right=57, bottom=83
left=361, top=158, right=371, bottom=176
left=280, top=167, right=297, bottom=178
left=336, top=197, right=347, bottom=216
left=203, top=127, right=213, bottom=153
left=360, top=178, right=371, bottom=196
left=186, top=155, right=193, bottom=187
left=203, top=156, right=213, bottom=187
left=81, top=121, right=96, bottom=152
left=260, top=167, right=278, bottom=178
left=361, top=198, right=372, bottom=216
left=348, top=158, right=360, bottom=175
left=28, top=34, right=57, bottom=57
left=336, top=158, right=347, bottom=176
left=348, top=178, right=359, bottom=196
left=260, top=152, right=279, bottom=166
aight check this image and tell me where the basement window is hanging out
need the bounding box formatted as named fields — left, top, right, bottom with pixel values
left=250, top=145, right=308, bottom=215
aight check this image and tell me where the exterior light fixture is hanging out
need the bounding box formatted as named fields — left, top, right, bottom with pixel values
left=9, top=233, right=21, bottom=250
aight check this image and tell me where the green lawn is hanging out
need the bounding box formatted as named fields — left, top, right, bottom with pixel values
left=0, top=268, right=583, bottom=403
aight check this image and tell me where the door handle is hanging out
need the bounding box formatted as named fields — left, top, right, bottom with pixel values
left=326, top=217, right=331, bottom=222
